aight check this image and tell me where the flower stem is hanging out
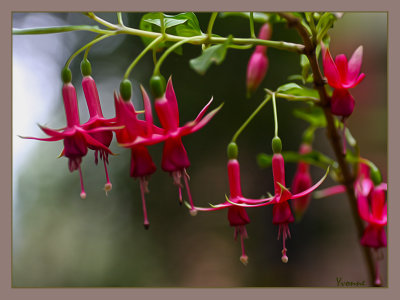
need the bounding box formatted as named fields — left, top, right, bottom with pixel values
left=249, top=12, right=256, bottom=38
left=231, top=94, right=271, bottom=143
left=153, top=36, right=199, bottom=76
left=271, top=92, right=278, bottom=138
left=124, top=35, right=164, bottom=80
left=12, top=25, right=113, bottom=35
left=207, top=12, right=218, bottom=37
left=117, top=12, right=124, bottom=26
left=65, top=34, right=112, bottom=68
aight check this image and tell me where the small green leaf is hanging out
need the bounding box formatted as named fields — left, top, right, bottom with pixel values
left=293, top=106, right=327, bottom=127
left=257, top=153, right=273, bottom=168
left=144, top=18, right=187, bottom=29
left=219, top=12, right=283, bottom=23
left=316, top=12, right=339, bottom=43
left=277, top=83, right=303, bottom=93
left=276, top=83, right=319, bottom=98
left=189, top=36, right=232, bottom=75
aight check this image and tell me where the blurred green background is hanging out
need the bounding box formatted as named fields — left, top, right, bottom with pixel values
left=12, top=12, right=387, bottom=287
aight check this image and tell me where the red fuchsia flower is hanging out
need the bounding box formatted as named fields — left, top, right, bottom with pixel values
left=322, top=45, right=365, bottom=117
left=136, top=77, right=221, bottom=215
left=21, top=82, right=114, bottom=199
left=81, top=75, right=117, bottom=193
left=291, top=143, right=313, bottom=220
left=114, top=86, right=166, bottom=229
left=191, top=158, right=264, bottom=265
left=246, top=23, right=271, bottom=97
left=231, top=153, right=328, bottom=263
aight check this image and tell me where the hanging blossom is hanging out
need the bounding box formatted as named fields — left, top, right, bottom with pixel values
left=21, top=82, right=115, bottom=199
left=123, top=77, right=222, bottom=215
left=291, top=143, right=313, bottom=220
left=314, top=162, right=387, bottom=285
left=230, top=153, right=329, bottom=263
left=81, top=75, right=117, bottom=194
left=322, top=45, right=365, bottom=117
left=190, top=157, right=265, bottom=265
left=246, top=23, right=271, bottom=97
left=114, top=86, right=165, bottom=229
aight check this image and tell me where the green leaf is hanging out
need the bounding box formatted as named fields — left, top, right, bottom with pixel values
left=189, top=36, right=232, bottom=75
left=140, top=13, right=203, bottom=54
left=257, top=153, right=273, bottom=168
left=293, top=105, right=327, bottom=127
left=316, top=12, right=339, bottom=43
left=276, top=83, right=319, bottom=98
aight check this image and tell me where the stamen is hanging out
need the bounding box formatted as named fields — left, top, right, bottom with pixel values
left=172, top=171, right=183, bottom=205
left=78, top=165, right=86, bottom=199
left=140, top=178, right=150, bottom=230
left=279, top=223, right=290, bottom=263
left=374, top=249, right=383, bottom=286
left=103, top=158, right=112, bottom=195
left=183, top=169, right=197, bottom=216
left=238, top=226, right=248, bottom=266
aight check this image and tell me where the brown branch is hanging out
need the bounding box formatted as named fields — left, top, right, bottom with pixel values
left=279, top=12, right=377, bottom=286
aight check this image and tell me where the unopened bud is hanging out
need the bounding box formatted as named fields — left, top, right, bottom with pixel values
left=272, top=136, right=282, bottom=153
left=227, top=142, right=239, bottom=159
left=120, top=79, right=132, bottom=101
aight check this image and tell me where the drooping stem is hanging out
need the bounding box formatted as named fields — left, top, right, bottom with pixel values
left=207, top=12, right=218, bottom=37
left=249, top=12, right=256, bottom=38
left=278, top=12, right=376, bottom=286
left=117, top=12, right=124, bottom=26
left=124, top=35, right=164, bottom=79
left=271, top=92, right=278, bottom=138
left=231, top=95, right=271, bottom=143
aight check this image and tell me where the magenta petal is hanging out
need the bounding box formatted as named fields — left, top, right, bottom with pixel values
left=347, top=45, right=363, bottom=83
left=323, top=48, right=342, bottom=89
left=194, top=97, right=213, bottom=123
left=314, top=184, right=346, bottom=199
left=38, top=125, right=65, bottom=137
left=228, top=205, right=250, bottom=226
left=179, top=103, right=222, bottom=137
left=360, top=225, right=386, bottom=248
left=20, top=135, right=64, bottom=142
left=357, top=194, right=372, bottom=222
left=165, top=77, right=179, bottom=127
left=291, top=167, right=330, bottom=200
left=330, top=89, right=355, bottom=117
left=236, top=195, right=276, bottom=204
left=272, top=201, right=294, bottom=225
left=195, top=202, right=233, bottom=211
left=334, top=54, right=348, bottom=83
left=80, top=131, right=112, bottom=154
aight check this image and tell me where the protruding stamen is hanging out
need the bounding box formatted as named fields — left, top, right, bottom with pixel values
left=78, top=165, right=86, bottom=199
left=374, top=249, right=383, bottom=286
left=183, top=169, right=197, bottom=216
left=278, top=223, right=290, bottom=263
left=139, top=178, right=150, bottom=230
left=238, top=226, right=248, bottom=266
left=281, top=248, right=288, bottom=263
left=172, top=171, right=183, bottom=205
left=103, top=158, right=112, bottom=195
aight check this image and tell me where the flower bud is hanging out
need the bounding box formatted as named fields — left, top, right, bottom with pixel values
left=150, top=74, right=166, bottom=98
left=119, top=79, right=132, bottom=101
left=246, top=51, right=268, bottom=97
left=330, top=88, right=355, bottom=117
left=80, top=58, right=92, bottom=77
left=227, top=142, right=239, bottom=159
left=61, top=67, right=72, bottom=84
left=272, top=136, right=282, bottom=153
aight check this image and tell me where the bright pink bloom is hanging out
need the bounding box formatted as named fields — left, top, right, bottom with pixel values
left=114, top=86, right=166, bottom=229
left=21, top=83, right=114, bottom=199
left=81, top=75, right=117, bottom=193
left=192, top=159, right=261, bottom=265
left=246, top=23, right=271, bottom=96
left=291, top=143, right=313, bottom=220
left=322, top=45, right=365, bottom=117
left=231, top=153, right=328, bottom=262
left=125, top=77, right=221, bottom=215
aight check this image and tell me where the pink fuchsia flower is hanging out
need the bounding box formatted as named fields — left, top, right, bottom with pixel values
left=150, top=77, right=222, bottom=215
left=21, top=82, right=114, bottom=199
left=114, top=86, right=166, bottom=229
left=246, top=23, right=271, bottom=97
left=322, top=45, right=365, bottom=117
left=231, top=153, right=329, bottom=263
left=81, top=75, right=117, bottom=193
left=191, top=158, right=264, bottom=265
left=291, top=143, right=313, bottom=220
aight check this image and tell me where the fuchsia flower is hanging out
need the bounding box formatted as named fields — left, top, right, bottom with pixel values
left=123, top=77, right=221, bottom=215
left=114, top=86, right=165, bottom=229
left=322, top=45, right=365, bottom=117
left=191, top=158, right=255, bottom=265
left=21, top=82, right=114, bottom=199
left=81, top=75, right=117, bottom=193
left=231, top=153, right=328, bottom=263
left=246, top=23, right=271, bottom=96
left=291, top=143, right=313, bottom=220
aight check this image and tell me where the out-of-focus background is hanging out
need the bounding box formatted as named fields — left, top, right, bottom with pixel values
left=12, top=12, right=387, bottom=287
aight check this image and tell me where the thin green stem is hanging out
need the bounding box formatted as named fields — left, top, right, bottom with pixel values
left=272, top=92, right=278, bottom=137
left=12, top=25, right=113, bottom=35
left=231, top=95, right=271, bottom=143
left=85, top=12, right=118, bottom=30
left=207, top=12, right=218, bottom=37
left=124, top=35, right=164, bottom=79
left=160, top=13, right=166, bottom=36
left=117, top=12, right=124, bottom=26
left=249, top=12, right=256, bottom=38
left=65, top=34, right=111, bottom=68
left=153, top=36, right=198, bottom=75
left=83, top=33, right=102, bottom=60
left=265, top=88, right=320, bottom=103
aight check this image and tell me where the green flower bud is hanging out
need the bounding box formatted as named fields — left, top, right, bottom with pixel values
left=61, top=67, right=72, bottom=84
left=150, top=75, right=166, bottom=98
left=272, top=136, right=282, bottom=153
left=120, top=79, right=132, bottom=101
left=80, top=58, right=92, bottom=77
left=227, top=142, right=238, bottom=159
